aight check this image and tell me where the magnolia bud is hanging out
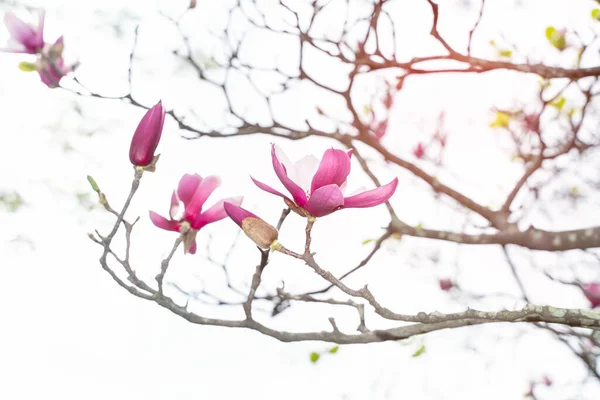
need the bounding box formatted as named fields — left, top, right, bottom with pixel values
left=129, top=101, right=166, bottom=167
left=224, top=202, right=279, bottom=249
left=241, top=217, right=279, bottom=249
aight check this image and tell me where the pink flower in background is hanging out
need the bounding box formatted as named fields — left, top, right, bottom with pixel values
left=583, top=282, right=600, bottom=308
left=373, top=120, right=388, bottom=141
left=129, top=101, right=166, bottom=167
left=36, top=37, right=76, bottom=88
left=224, top=202, right=279, bottom=249
left=37, top=58, right=71, bottom=88
left=252, top=144, right=398, bottom=218
left=1, top=10, right=45, bottom=54
left=439, top=278, right=453, bottom=291
left=412, top=142, right=425, bottom=159
left=150, top=174, right=243, bottom=254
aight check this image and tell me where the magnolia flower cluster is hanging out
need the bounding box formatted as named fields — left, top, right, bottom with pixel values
left=1, top=9, right=74, bottom=87
left=128, top=102, right=399, bottom=254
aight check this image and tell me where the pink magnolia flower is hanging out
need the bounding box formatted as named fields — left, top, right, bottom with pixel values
left=224, top=202, right=278, bottom=249
left=38, top=58, right=71, bottom=88
left=36, top=37, right=75, bottom=88
left=2, top=10, right=45, bottom=54
left=252, top=144, right=398, bottom=218
left=149, top=174, right=243, bottom=254
left=583, top=283, right=600, bottom=308
left=129, top=101, right=166, bottom=167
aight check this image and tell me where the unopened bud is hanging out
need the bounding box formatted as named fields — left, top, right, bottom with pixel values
left=241, top=217, right=279, bottom=249
left=129, top=101, right=166, bottom=167
left=224, top=202, right=279, bottom=249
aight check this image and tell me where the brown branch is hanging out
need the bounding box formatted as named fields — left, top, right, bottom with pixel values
left=390, top=221, right=600, bottom=251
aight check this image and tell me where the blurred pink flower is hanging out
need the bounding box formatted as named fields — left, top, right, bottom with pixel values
left=129, top=101, right=166, bottom=167
left=412, top=142, right=425, bottom=159
left=36, top=37, right=75, bottom=88
left=583, top=282, right=600, bottom=308
left=373, top=120, right=388, bottom=141
left=37, top=58, right=71, bottom=88
left=150, top=174, right=242, bottom=254
left=252, top=144, right=398, bottom=218
left=2, top=10, right=45, bottom=54
left=439, top=279, right=453, bottom=291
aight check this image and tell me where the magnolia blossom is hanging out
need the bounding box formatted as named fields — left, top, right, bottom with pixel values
left=150, top=174, right=242, bottom=254
left=129, top=101, right=166, bottom=167
left=252, top=144, right=398, bottom=218
left=224, top=202, right=278, bottom=249
left=2, top=10, right=45, bottom=54
left=36, top=37, right=75, bottom=88
left=583, top=283, right=600, bottom=308
left=38, top=58, right=72, bottom=88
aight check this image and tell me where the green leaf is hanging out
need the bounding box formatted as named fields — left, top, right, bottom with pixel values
left=592, top=9, right=600, bottom=20
left=545, top=26, right=567, bottom=50
left=550, top=96, right=566, bottom=110
left=571, top=185, right=580, bottom=197
left=412, top=344, right=426, bottom=357
left=310, top=352, right=320, bottom=363
left=329, top=346, right=339, bottom=354
left=87, top=175, right=100, bottom=193
left=0, top=191, right=25, bottom=212
left=18, top=61, right=38, bottom=72
left=489, top=111, right=511, bottom=128
left=362, top=238, right=375, bottom=245
left=498, top=49, right=512, bottom=58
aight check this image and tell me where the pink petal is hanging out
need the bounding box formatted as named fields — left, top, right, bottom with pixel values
left=185, top=175, right=221, bottom=225
left=149, top=211, right=179, bottom=232
left=224, top=201, right=258, bottom=227
left=304, top=184, right=344, bottom=217
left=251, top=176, right=292, bottom=202
left=310, top=148, right=351, bottom=194
left=3, top=11, right=42, bottom=53
left=4, top=12, right=34, bottom=42
left=169, top=190, right=180, bottom=220
left=189, top=241, right=197, bottom=255
left=36, top=10, right=45, bottom=46
left=343, top=178, right=398, bottom=209
left=292, top=154, right=320, bottom=192
left=584, top=283, right=600, bottom=308
left=177, top=173, right=202, bottom=207
left=195, top=196, right=244, bottom=228
left=271, top=144, right=307, bottom=207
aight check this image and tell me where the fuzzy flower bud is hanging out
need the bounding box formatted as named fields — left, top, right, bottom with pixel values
left=224, top=202, right=279, bottom=249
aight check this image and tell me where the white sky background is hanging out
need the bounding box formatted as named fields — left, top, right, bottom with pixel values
left=1, top=0, right=600, bottom=399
